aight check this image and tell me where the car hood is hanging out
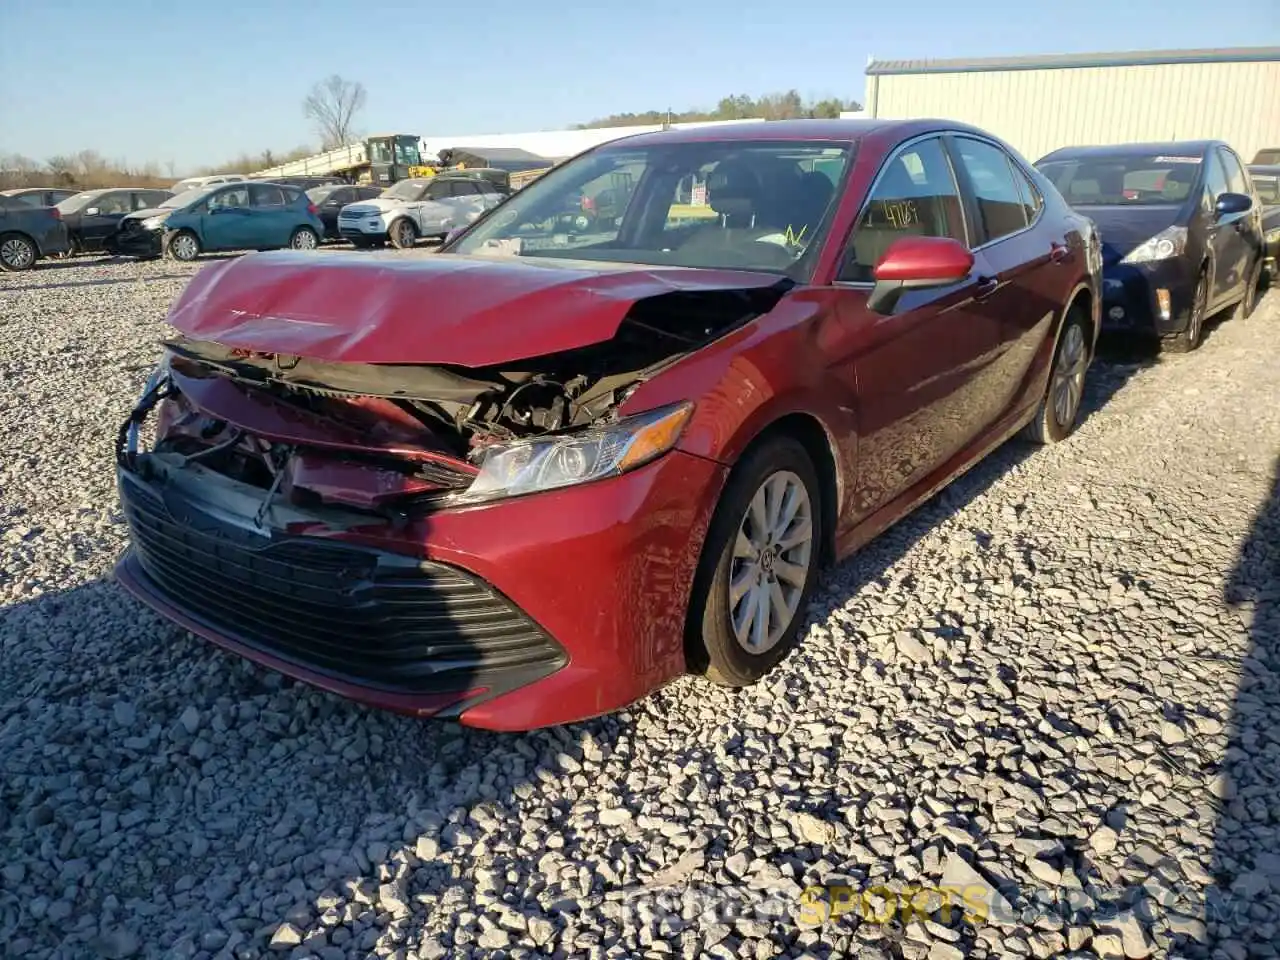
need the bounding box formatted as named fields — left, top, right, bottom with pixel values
left=165, top=250, right=788, bottom=367
left=1073, top=205, right=1184, bottom=264
left=123, top=207, right=172, bottom=223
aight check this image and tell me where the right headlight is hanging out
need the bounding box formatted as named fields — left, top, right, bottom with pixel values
left=140, top=214, right=169, bottom=230
left=1120, top=225, right=1188, bottom=264
left=453, top=401, right=694, bottom=504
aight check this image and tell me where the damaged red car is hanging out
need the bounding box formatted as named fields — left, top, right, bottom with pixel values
left=115, top=119, right=1101, bottom=731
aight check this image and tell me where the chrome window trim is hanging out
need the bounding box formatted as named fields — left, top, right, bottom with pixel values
left=949, top=133, right=1045, bottom=252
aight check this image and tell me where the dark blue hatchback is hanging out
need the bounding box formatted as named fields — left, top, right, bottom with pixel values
left=1036, top=140, right=1265, bottom=352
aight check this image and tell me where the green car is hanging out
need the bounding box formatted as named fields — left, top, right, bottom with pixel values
left=105, top=181, right=326, bottom=261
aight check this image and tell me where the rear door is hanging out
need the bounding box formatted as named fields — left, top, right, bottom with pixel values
left=828, top=134, right=1006, bottom=518
left=318, top=187, right=352, bottom=233
left=947, top=135, right=1063, bottom=419
left=248, top=183, right=291, bottom=247
left=81, top=191, right=132, bottom=246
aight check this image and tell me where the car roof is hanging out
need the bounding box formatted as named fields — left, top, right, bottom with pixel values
left=1, top=187, right=64, bottom=196
left=1248, top=164, right=1280, bottom=176
left=597, top=118, right=976, bottom=148
left=1038, top=140, right=1221, bottom=162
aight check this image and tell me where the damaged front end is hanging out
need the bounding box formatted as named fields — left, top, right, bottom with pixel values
left=112, top=272, right=786, bottom=714
left=119, top=280, right=788, bottom=516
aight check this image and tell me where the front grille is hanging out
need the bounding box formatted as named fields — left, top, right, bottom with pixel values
left=119, top=468, right=566, bottom=694
left=340, top=209, right=374, bottom=220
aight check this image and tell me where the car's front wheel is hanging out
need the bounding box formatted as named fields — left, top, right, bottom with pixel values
left=165, top=229, right=201, bottom=262
left=1161, top=270, right=1207, bottom=353
left=389, top=219, right=418, bottom=249
left=688, top=435, right=823, bottom=687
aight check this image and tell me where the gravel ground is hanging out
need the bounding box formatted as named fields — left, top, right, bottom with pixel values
left=1, top=251, right=1278, bottom=960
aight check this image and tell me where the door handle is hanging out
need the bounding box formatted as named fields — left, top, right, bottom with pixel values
left=974, top=276, right=1000, bottom=300
left=1050, top=242, right=1070, bottom=264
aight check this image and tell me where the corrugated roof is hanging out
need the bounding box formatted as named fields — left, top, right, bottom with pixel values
left=866, top=46, right=1280, bottom=75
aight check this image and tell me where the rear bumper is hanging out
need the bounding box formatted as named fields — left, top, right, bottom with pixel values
left=114, top=447, right=726, bottom=731
left=1100, top=260, right=1196, bottom=335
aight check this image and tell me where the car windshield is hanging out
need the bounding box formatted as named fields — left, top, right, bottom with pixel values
left=448, top=139, right=853, bottom=277
left=161, top=188, right=213, bottom=209
left=55, top=191, right=102, bottom=213
left=1037, top=153, right=1203, bottom=205
left=1254, top=176, right=1279, bottom=204
left=380, top=180, right=428, bottom=201
left=1254, top=150, right=1280, bottom=165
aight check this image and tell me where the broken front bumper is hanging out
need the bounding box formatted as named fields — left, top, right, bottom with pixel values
left=115, top=461, right=569, bottom=720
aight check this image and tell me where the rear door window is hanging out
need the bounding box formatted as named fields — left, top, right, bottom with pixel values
left=951, top=137, right=1029, bottom=243
left=250, top=184, right=286, bottom=208
left=839, top=136, right=967, bottom=282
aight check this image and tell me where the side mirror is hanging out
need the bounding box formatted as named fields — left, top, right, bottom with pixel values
left=1215, top=192, right=1253, bottom=218
left=867, top=236, right=975, bottom=315
left=85, top=207, right=100, bottom=217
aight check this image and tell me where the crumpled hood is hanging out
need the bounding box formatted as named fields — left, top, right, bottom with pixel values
left=1074, top=205, right=1183, bottom=265
left=123, top=207, right=171, bottom=224
left=165, top=250, right=787, bottom=367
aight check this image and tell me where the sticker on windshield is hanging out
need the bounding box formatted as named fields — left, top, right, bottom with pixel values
left=1153, top=156, right=1202, bottom=164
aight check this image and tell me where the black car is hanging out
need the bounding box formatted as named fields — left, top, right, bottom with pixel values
left=54, top=188, right=174, bottom=255
left=1247, top=164, right=1280, bottom=283
left=305, top=183, right=384, bottom=238
left=1037, top=140, right=1265, bottom=352
left=0, top=187, right=78, bottom=208
left=0, top=195, right=71, bottom=270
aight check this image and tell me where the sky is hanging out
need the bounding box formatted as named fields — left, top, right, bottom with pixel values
left=1, top=0, right=1277, bottom=174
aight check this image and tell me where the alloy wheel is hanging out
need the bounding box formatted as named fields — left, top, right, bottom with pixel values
left=1188, top=277, right=1207, bottom=344
left=172, top=234, right=198, bottom=260
left=1051, top=322, right=1087, bottom=428
left=0, top=237, right=36, bottom=270
left=729, top=470, right=814, bottom=654
left=292, top=229, right=318, bottom=250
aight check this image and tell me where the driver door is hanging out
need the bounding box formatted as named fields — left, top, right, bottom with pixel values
left=201, top=185, right=253, bottom=251
left=826, top=135, right=1006, bottom=519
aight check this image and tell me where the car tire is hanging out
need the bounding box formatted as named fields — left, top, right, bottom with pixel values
left=165, top=229, right=201, bottom=262
left=1021, top=304, right=1090, bottom=444
left=0, top=233, right=38, bottom=272
left=1160, top=269, right=1208, bottom=354
left=1231, top=255, right=1263, bottom=321
left=289, top=226, right=319, bottom=251
left=687, top=435, right=823, bottom=687
left=389, top=219, right=418, bottom=249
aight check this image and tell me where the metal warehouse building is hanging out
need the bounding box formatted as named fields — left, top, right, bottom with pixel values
left=865, top=47, right=1280, bottom=165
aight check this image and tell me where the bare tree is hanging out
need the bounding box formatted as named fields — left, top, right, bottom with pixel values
left=303, top=75, right=367, bottom=150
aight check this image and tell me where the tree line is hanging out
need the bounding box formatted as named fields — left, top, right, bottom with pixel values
left=575, top=91, right=863, bottom=128
left=2, top=80, right=864, bottom=191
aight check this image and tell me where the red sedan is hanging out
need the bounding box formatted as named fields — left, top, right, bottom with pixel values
left=115, top=119, right=1101, bottom=731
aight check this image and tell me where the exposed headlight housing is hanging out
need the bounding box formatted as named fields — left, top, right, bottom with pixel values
left=140, top=214, right=169, bottom=230
left=453, top=402, right=694, bottom=504
left=1120, top=225, right=1188, bottom=264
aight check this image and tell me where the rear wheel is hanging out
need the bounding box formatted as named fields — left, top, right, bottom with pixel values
left=688, top=436, right=823, bottom=687
left=1161, top=270, right=1207, bottom=353
left=389, top=219, right=417, bottom=249
left=1022, top=306, right=1090, bottom=444
left=289, top=226, right=319, bottom=251
left=0, top=233, right=37, bottom=271
left=166, top=229, right=201, bottom=262
left=1232, top=255, right=1263, bottom=321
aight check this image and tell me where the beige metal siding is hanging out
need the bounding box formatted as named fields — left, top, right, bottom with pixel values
left=872, top=61, right=1280, bottom=164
